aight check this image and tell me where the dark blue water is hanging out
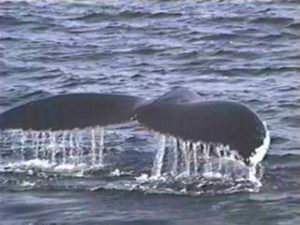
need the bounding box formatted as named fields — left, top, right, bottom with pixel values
left=1, top=0, right=300, bottom=224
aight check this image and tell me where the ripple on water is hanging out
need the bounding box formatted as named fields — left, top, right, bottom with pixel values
left=0, top=0, right=300, bottom=223
left=281, top=115, right=300, bottom=128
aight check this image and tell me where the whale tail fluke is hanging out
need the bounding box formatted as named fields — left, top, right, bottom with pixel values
left=135, top=88, right=269, bottom=164
left=0, top=93, right=145, bottom=131
left=0, top=88, right=269, bottom=164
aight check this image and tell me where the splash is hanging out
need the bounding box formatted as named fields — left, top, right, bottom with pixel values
left=151, top=134, right=166, bottom=178
left=0, top=129, right=264, bottom=195
left=0, top=127, right=106, bottom=172
left=147, top=134, right=262, bottom=189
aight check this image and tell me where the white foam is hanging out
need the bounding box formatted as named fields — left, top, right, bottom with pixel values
left=135, top=173, right=149, bottom=182
left=0, top=159, right=52, bottom=173
left=54, top=163, right=76, bottom=171
left=19, top=181, right=36, bottom=188
left=21, top=159, right=53, bottom=168
left=202, top=171, right=223, bottom=179
left=110, top=169, right=121, bottom=176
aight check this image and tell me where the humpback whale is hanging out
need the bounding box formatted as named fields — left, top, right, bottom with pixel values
left=0, top=88, right=270, bottom=165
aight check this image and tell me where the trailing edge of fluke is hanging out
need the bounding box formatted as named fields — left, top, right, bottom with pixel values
left=0, top=87, right=270, bottom=165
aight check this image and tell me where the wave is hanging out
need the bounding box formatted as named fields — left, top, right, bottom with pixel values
left=1, top=0, right=298, bottom=3
left=69, top=10, right=182, bottom=22
left=250, top=17, right=294, bottom=25
left=281, top=115, right=300, bottom=128
left=288, top=23, right=300, bottom=30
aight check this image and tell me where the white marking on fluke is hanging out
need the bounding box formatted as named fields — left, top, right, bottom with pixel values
left=249, top=122, right=270, bottom=165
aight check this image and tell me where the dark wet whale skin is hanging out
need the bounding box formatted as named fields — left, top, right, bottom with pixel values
left=136, top=88, right=267, bottom=163
left=0, top=93, right=145, bottom=130
left=0, top=88, right=267, bottom=163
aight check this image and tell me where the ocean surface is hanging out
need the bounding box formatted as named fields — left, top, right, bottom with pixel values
left=1, top=0, right=300, bottom=224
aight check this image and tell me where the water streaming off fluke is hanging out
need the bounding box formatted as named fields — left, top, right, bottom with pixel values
left=0, top=128, right=263, bottom=194
left=150, top=134, right=261, bottom=184
left=0, top=127, right=106, bottom=171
